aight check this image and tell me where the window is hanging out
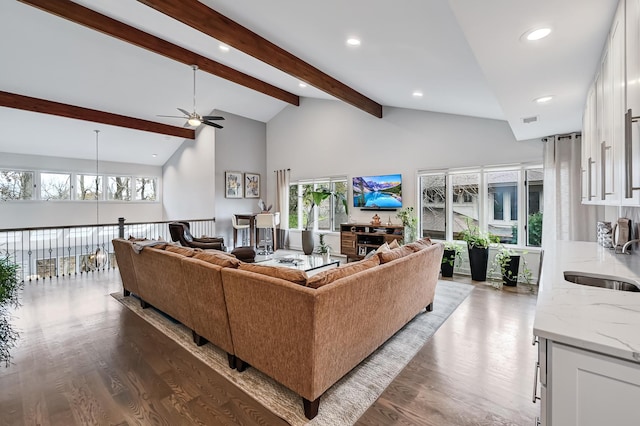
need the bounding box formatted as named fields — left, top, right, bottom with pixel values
left=76, top=174, right=102, bottom=200
left=41, top=172, right=71, bottom=200
left=0, top=170, right=33, bottom=200
left=420, top=173, right=446, bottom=240
left=419, top=165, right=543, bottom=247
left=135, top=177, right=157, bottom=201
left=289, top=177, right=348, bottom=232
left=107, top=176, right=131, bottom=201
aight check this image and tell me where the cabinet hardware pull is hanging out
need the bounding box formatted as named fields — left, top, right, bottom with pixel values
left=534, top=416, right=541, bottom=426
left=588, top=157, right=595, bottom=200
left=624, top=109, right=640, bottom=198
left=532, top=361, right=540, bottom=403
left=601, top=141, right=614, bottom=199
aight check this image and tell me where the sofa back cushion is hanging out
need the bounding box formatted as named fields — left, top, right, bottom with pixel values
left=165, top=245, right=197, bottom=257
left=377, top=245, right=415, bottom=264
left=306, top=255, right=380, bottom=289
left=238, top=263, right=308, bottom=285
left=193, top=251, right=242, bottom=268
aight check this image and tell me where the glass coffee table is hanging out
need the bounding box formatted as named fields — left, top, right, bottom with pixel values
left=256, top=253, right=340, bottom=274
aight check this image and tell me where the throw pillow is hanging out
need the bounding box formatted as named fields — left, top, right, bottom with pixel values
left=406, top=242, right=426, bottom=252
left=388, top=239, right=400, bottom=249
left=165, top=245, right=197, bottom=257
left=416, top=237, right=433, bottom=246
left=193, top=251, right=241, bottom=268
left=307, top=255, right=380, bottom=289
left=378, top=245, right=415, bottom=264
left=238, top=263, right=308, bottom=285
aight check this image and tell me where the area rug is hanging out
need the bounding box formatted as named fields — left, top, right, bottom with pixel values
left=111, top=280, right=473, bottom=425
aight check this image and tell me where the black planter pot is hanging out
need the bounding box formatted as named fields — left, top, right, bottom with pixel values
left=468, top=246, right=489, bottom=281
left=502, top=255, right=521, bottom=287
left=441, top=249, right=456, bottom=277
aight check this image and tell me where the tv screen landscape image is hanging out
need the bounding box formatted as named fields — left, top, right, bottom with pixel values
left=352, top=174, right=402, bottom=209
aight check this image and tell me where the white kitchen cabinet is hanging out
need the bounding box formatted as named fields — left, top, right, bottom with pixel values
left=540, top=341, right=640, bottom=426
left=582, top=86, right=597, bottom=202
left=623, top=0, right=640, bottom=203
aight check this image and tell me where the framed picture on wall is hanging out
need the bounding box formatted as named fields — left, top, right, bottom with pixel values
left=225, top=171, right=243, bottom=198
left=244, top=173, right=260, bottom=198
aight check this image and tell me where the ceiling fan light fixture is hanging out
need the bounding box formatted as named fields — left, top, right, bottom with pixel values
left=188, top=117, right=202, bottom=126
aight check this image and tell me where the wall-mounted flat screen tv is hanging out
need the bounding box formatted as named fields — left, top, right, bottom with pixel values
left=352, top=174, right=402, bottom=209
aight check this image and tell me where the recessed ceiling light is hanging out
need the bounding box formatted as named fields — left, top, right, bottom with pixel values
left=219, top=44, right=230, bottom=52
left=534, top=95, right=554, bottom=104
left=525, top=28, right=551, bottom=41
left=152, top=153, right=158, bottom=158
left=346, top=38, right=361, bottom=47
left=412, top=91, right=423, bottom=98
left=299, top=82, right=307, bottom=88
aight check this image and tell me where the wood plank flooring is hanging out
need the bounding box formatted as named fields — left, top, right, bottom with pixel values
left=0, top=271, right=539, bottom=425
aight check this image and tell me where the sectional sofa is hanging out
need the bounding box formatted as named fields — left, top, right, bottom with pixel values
left=112, top=237, right=444, bottom=419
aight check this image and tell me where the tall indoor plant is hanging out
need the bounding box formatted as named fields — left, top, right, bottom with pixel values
left=489, top=246, right=533, bottom=287
left=0, top=256, right=22, bottom=367
left=459, top=220, right=499, bottom=281
left=302, top=188, right=348, bottom=255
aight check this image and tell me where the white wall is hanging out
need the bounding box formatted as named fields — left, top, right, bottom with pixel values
left=0, top=152, right=163, bottom=228
left=213, top=111, right=267, bottom=246
left=162, top=125, right=216, bottom=222
left=267, top=98, right=544, bottom=231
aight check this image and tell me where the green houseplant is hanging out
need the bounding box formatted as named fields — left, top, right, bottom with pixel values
left=302, top=188, right=348, bottom=255
left=0, top=256, right=22, bottom=367
left=489, top=246, right=533, bottom=287
left=459, top=220, right=499, bottom=281
left=396, top=206, right=418, bottom=244
left=441, top=241, right=463, bottom=278
left=316, top=233, right=331, bottom=261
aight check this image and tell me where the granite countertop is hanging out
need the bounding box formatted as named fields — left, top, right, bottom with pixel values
left=533, top=241, right=640, bottom=363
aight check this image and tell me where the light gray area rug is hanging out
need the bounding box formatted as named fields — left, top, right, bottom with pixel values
left=112, top=280, right=473, bottom=425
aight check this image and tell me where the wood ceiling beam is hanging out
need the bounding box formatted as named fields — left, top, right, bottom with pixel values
left=137, top=0, right=383, bottom=118
left=18, top=0, right=299, bottom=106
left=0, top=91, right=195, bottom=140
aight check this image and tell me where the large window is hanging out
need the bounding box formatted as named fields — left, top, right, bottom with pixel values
left=76, top=174, right=102, bottom=200
left=107, top=176, right=131, bottom=201
left=289, top=177, right=348, bottom=232
left=419, top=165, right=543, bottom=247
left=0, top=170, right=33, bottom=200
left=135, top=177, right=157, bottom=201
left=41, top=172, right=71, bottom=200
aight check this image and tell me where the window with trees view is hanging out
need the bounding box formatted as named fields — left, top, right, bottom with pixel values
left=289, top=178, right=348, bottom=231
left=41, top=172, right=71, bottom=200
left=76, top=174, right=102, bottom=200
left=108, top=176, right=131, bottom=201
left=135, top=177, right=157, bottom=201
left=0, top=170, right=33, bottom=200
left=418, top=166, right=543, bottom=247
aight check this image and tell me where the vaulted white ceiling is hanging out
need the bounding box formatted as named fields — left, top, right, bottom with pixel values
left=0, top=0, right=618, bottom=165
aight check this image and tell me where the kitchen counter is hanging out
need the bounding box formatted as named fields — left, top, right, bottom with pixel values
left=534, top=241, right=640, bottom=363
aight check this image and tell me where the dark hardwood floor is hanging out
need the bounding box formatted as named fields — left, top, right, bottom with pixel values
left=0, top=271, right=539, bottom=425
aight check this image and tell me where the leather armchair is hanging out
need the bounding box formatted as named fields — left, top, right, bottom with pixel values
left=169, top=222, right=226, bottom=251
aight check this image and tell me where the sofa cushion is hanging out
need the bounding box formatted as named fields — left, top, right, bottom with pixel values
left=388, top=239, right=400, bottom=249
left=306, top=255, right=381, bottom=289
left=194, top=251, right=242, bottom=268
left=416, top=237, right=433, bottom=246
left=165, top=245, right=197, bottom=257
left=238, top=263, right=308, bottom=285
left=378, top=245, right=415, bottom=264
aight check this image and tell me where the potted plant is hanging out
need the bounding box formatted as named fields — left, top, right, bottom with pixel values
left=441, top=241, right=462, bottom=278
left=0, top=256, right=22, bottom=367
left=396, top=206, right=418, bottom=244
left=316, top=233, right=331, bottom=262
left=489, top=246, right=533, bottom=287
left=459, top=220, right=499, bottom=281
left=302, top=188, right=348, bottom=255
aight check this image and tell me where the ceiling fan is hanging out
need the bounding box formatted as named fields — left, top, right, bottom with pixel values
left=158, top=65, right=225, bottom=129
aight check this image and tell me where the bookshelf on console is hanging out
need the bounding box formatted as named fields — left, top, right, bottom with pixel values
left=340, top=223, right=404, bottom=261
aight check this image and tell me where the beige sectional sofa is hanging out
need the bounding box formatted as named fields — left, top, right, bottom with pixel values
left=112, top=237, right=444, bottom=419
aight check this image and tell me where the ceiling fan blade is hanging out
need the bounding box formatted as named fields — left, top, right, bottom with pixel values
left=157, top=114, right=187, bottom=119
left=177, top=108, right=191, bottom=117
left=202, top=116, right=225, bottom=121
left=203, top=120, right=223, bottom=129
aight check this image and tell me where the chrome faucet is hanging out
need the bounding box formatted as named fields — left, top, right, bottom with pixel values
left=621, top=239, right=640, bottom=254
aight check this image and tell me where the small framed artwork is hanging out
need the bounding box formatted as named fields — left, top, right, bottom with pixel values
left=225, top=171, right=243, bottom=198
left=244, top=172, right=260, bottom=198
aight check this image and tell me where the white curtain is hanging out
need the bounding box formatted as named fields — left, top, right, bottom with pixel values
left=275, top=169, right=290, bottom=248
left=542, top=133, right=596, bottom=246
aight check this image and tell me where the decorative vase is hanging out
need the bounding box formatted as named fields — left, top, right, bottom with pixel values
left=322, top=252, right=331, bottom=263
left=404, top=226, right=416, bottom=244
left=301, top=230, right=314, bottom=255
left=468, top=246, right=489, bottom=281
left=441, top=249, right=456, bottom=278
left=502, top=255, right=521, bottom=286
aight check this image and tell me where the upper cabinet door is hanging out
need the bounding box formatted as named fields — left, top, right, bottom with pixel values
left=624, top=0, right=640, bottom=204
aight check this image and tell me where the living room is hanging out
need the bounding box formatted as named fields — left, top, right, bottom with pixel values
left=2, top=1, right=638, bottom=425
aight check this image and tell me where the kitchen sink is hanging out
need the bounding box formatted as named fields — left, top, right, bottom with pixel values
left=564, top=271, right=640, bottom=292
